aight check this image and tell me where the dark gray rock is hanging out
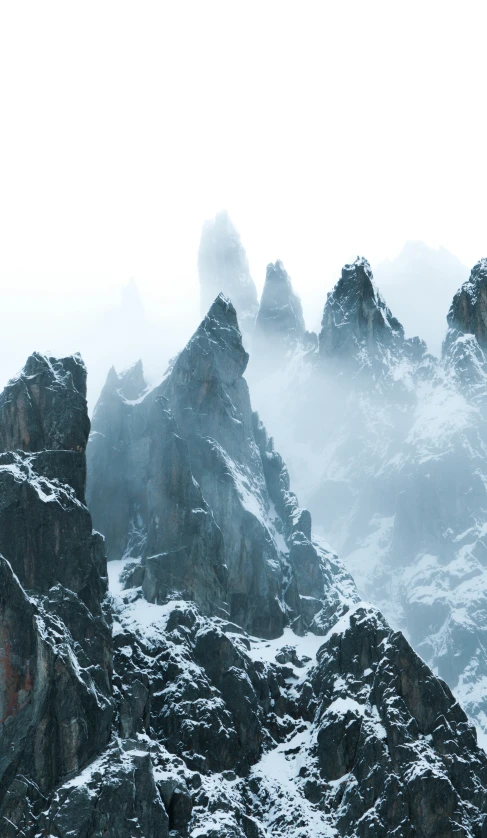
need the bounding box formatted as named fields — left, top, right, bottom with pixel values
left=309, top=606, right=487, bottom=837
left=447, top=257, right=487, bottom=349
left=0, top=354, right=112, bottom=833
left=0, top=351, right=90, bottom=456
left=0, top=452, right=107, bottom=610
left=317, top=257, right=431, bottom=384
left=319, top=257, right=403, bottom=358
left=37, top=742, right=169, bottom=838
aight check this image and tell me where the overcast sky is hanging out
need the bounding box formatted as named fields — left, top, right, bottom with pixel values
left=0, top=1, right=485, bottom=397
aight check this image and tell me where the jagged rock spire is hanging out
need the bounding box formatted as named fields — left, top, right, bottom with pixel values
left=255, top=260, right=306, bottom=346
left=447, top=258, right=487, bottom=349
left=198, top=211, right=258, bottom=339
left=88, top=292, right=332, bottom=637
left=0, top=352, right=90, bottom=454
left=173, top=292, right=249, bottom=388
left=0, top=352, right=112, bottom=816
left=319, top=257, right=404, bottom=361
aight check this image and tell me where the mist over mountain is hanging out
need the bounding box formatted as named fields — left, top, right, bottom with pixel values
left=245, top=246, right=487, bottom=754
left=374, top=241, right=469, bottom=355
left=198, top=211, right=259, bottom=345
left=0, top=274, right=197, bottom=416
left=84, top=279, right=168, bottom=410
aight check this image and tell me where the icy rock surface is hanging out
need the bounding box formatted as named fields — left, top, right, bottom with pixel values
left=10, top=560, right=487, bottom=837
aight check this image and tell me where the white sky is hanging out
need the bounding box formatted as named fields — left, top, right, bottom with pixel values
left=0, top=1, right=486, bottom=394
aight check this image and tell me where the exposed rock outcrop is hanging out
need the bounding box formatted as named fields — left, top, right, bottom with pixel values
left=0, top=355, right=112, bottom=830
left=318, top=257, right=426, bottom=376
left=0, top=351, right=90, bottom=454
left=447, top=258, right=487, bottom=349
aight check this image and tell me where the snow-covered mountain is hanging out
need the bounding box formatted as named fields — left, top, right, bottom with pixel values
left=247, top=253, right=487, bottom=751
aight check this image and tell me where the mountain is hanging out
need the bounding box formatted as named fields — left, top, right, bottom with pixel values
left=318, top=256, right=426, bottom=374
left=374, top=241, right=469, bottom=356
left=247, top=254, right=487, bottom=753
left=87, top=294, right=337, bottom=639
left=3, top=298, right=487, bottom=835
left=198, top=211, right=259, bottom=343
left=252, top=260, right=317, bottom=373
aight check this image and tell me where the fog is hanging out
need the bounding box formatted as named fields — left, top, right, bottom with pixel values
left=0, top=272, right=201, bottom=410
left=1, top=2, right=487, bottom=408
left=0, top=232, right=470, bottom=414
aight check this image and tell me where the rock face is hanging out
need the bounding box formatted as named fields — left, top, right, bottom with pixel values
left=3, top=303, right=487, bottom=837
left=0, top=351, right=90, bottom=455
left=198, top=211, right=259, bottom=341
left=318, top=257, right=425, bottom=375
left=255, top=260, right=307, bottom=348
left=0, top=354, right=112, bottom=831
left=88, top=294, right=333, bottom=638
left=447, top=257, right=487, bottom=349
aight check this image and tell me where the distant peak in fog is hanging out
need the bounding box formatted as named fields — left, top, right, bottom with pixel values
left=255, top=260, right=306, bottom=346
left=198, top=211, right=258, bottom=340
left=121, top=277, right=145, bottom=318
left=379, top=240, right=468, bottom=276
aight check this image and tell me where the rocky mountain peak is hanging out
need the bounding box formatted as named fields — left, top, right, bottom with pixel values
left=255, top=260, right=307, bottom=349
left=172, top=292, right=249, bottom=387
left=0, top=353, right=112, bottom=822
left=447, top=257, right=487, bottom=348
left=117, top=359, right=147, bottom=400
left=319, top=257, right=404, bottom=363
left=0, top=351, right=90, bottom=455
left=198, top=211, right=258, bottom=339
